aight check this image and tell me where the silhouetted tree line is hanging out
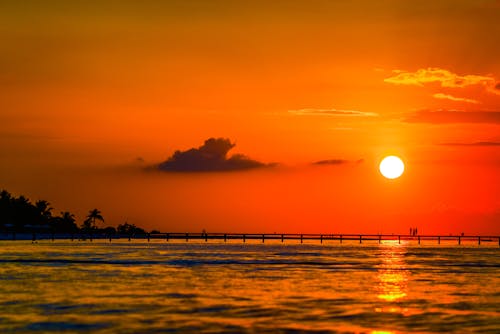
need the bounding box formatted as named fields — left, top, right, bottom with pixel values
left=0, top=189, right=147, bottom=236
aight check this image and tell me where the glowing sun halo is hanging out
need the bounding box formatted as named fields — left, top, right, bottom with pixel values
left=379, top=156, right=405, bottom=179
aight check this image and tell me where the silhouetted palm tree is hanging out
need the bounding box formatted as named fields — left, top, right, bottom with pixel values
left=61, top=211, right=75, bottom=223
left=0, top=190, right=12, bottom=201
left=35, top=200, right=53, bottom=220
left=13, top=195, right=33, bottom=229
left=82, top=209, right=104, bottom=231
left=0, top=190, right=13, bottom=229
left=15, top=195, right=30, bottom=206
left=55, top=211, right=78, bottom=233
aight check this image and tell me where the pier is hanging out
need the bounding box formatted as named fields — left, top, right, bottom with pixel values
left=153, top=233, right=500, bottom=246
left=2, top=232, right=499, bottom=246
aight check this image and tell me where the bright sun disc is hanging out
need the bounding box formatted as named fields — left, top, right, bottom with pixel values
left=379, top=156, right=405, bottom=179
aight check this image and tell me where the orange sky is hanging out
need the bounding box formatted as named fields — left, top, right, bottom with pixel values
left=1, top=0, right=499, bottom=234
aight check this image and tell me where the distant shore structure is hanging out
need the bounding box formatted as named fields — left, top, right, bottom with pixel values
left=2, top=232, right=499, bottom=246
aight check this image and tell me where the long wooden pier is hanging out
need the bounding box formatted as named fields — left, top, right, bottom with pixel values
left=153, top=233, right=500, bottom=246
left=3, top=232, right=500, bottom=246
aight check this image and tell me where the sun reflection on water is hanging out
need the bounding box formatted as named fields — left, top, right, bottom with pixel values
left=376, top=241, right=409, bottom=303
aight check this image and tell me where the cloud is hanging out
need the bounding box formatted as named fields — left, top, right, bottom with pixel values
left=440, top=141, right=500, bottom=146
left=488, top=82, right=500, bottom=95
left=403, top=110, right=500, bottom=124
left=313, top=159, right=348, bottom=165
left=384, top=67, right=495, bottom=88
left=313, top=159, right=364, bottom=165
left=432, top=93, right=479, bottom=104
left=288, top=108, right=378, bottom=117
left=158, top=138, right=268, bottom=172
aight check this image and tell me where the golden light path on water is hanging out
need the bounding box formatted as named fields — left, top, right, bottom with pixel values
left=376, top=241, right=409, bottom=303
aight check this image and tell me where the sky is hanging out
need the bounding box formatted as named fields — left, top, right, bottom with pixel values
left=1, top=0, right=499, bottom=234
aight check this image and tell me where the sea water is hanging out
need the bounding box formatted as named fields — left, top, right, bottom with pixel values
left=0, top=239, right=498, bottom=333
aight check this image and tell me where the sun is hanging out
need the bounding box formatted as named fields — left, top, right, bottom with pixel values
left=379, top=156, right=405, bottom=179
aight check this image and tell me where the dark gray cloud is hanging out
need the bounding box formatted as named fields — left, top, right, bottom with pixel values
left=158, top=138, right=267, bottom=172
left=403, top=110, right=500, bottom=124
left=440, top=141, right=500, bottom=146
left=313, top=158, right=364, bottom=165
left=313, top=159, right=348, bottom=165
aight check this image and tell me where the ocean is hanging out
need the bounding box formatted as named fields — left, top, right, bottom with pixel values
left=0, top=239, right=498, bottom=333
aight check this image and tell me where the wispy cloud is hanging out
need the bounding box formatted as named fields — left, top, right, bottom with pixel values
left=288, top=108, right=378, bottom=117
left=331, top=127, right=354, bottom=131
left=313, top=159, right=349, bottom=165
left=432, top=93, right=479, bottom=104
left=313, top=159, right=364, bottom=165
left=384, top=67, right=495, bottom=88
left=403, top=110, right=500, bottom=124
